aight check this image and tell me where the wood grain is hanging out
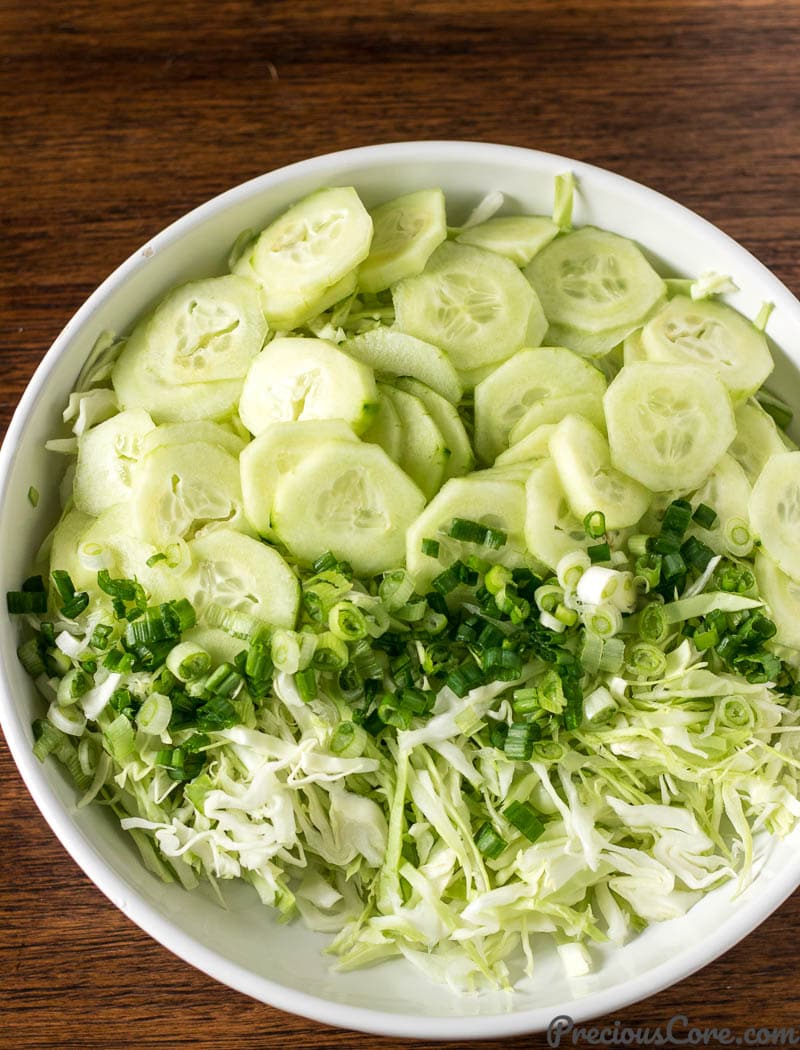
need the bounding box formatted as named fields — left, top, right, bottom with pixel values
left=2, top=1, right=800, bottom=1046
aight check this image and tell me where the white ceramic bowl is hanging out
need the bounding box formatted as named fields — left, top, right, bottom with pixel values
left=2, top=142, right=800, bottom=1040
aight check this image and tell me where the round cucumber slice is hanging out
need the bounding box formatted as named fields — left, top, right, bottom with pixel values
left=750, top=451, right=800, bottom=581
left=394, top=377, right=474, bottom=479
left=49, top=506, right=96, bottom=602
left=755, top=552, right=800, bottom=649
left=113, top=323, right=243, bottom=423
left=145, top=275, right=268, bottom=385
left=526, top=226, right=665, bottom=335
left=549, top=414, right=651, bottom=529
left=730, top=401, right=788, bottom=483
left=686, top=454, right=752, bottom=555
left=185, top=528, right=299, bottom=629
left=474, top=347, right=606, bottom=463
left=495, top=423, right=557, bottom=466
left=406, top=476, right=531, bottom=592
left=381, top=385, right=449, bottom=500
left=342, top=327, right=462, bottom=403
left=271, top=441, right=426, bottom=577
left=456, top=215, right=559, bottom=267
left=524, top=459, right=589, bottom=570
left=141, top=420, right=246, bottom=458
left=623, top=327, right=648, bottom=365
left=238, top=337, right=378, bottom=437
left=358, top=189, right=447, bottom=293
left=604, top=363, right=736, bottom=491
left=240, top=419, right=359, bottom=537
left=361, top=389, right=404, bottom=461
left=544, top=311, right=664, bottom=359
left=132, top=442, right=251, bottom=549
left=509, top=392, right=607, bottom=447
left=233, top=186, right=373, bottom=329
left=393, top=241, right=545, bottom=371
left=641, top=296, right=773, bottom=401
left=77, top=503, right=186, bottom=604
left=73, top=409, right=155, bottom=517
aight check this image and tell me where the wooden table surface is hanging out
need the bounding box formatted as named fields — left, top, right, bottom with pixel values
left=2, top=1, right=800, bottom=1046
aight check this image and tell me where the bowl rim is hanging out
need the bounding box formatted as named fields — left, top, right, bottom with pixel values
left=3, top=139, right=800, bottom=1040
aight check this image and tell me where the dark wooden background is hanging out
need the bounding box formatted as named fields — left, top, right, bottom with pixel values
left=2, top=1, right=800, bottom=1046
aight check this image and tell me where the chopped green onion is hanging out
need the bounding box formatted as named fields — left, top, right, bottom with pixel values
left=692, top=503, right=718, bottom=529
left=56, top=668, right=91, bottom=707
left=328, top=601, right=368, bottom=641
left=329, top=720, right=368, bottom=758
left=504, top=721, right=540, bottom=760
left=379, top=569, right=416, bottom=611
left=532, top=740, right=566, bottom=763
left=661, top=550, right=687, bottom=581
left=7, top=587, right=48, bottom=614
left=723, top=517, right=754, bottom=558
left=583, top=510, right=606, bottom=538
left=588, top=542, right=611, bottom=564
left=136, top=693, right=173, bottom=735
left=206, top=602, right=269, bottom=644
left=556, top=550, right=590, bottom=591
left=504, top=800, right=545, bottom=843
left=625, top=642, right=667, bottom=679
left=312, top=551, right=341, bottom=573
left=693, top=625, right=719, bottom=652
left=586, top=604, right=622, bottom=638
left=295, top=667, right=317, bottom=703
left=421, top=538, right=440, bottom=557
left=448, top=517, right=506, bottom=549
left=311, top=631, right=349, bottom=671
left=681, top=535, right=715, bottom=571
left=474, top=822, right=507, bottom=859
left=204, top=663, right=243, bottom=698
left=166, top=641, right=211, bottom=682
left=17, top=638, right=45, bottom=677
left=537, top=670, right=565, bottom=715
left=484, top=564, right=513, bottom=595
left=598, top=636, right=625, bottom=673
left=634, top=553, right=662, bottom=590
left=446, top=661, right=485, bottom=697
left=661, top=499, right=693, bottom=538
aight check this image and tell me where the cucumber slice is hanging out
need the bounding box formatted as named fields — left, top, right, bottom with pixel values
left=544, top=310, right=664, bottom=359
left=77, top=503, right=186, bottom=604
left=141, top=420, right=246, bottom=458
left=623, top=327, right=648, bottom=365
left=549, top=414, right=651, bottom=529
left=750, top=451, right=800, bottom=581
left=474, top=347, right=606, bottom=463
left=238, top=337, right=378, bottom=437
left=495, top=423, right=557, bottom=466
left=686, top=454, right=752, bottom=555
left=181, top=626, right=246, bottom=666
left=342, top=327, right=462, bottom=403
left=393, top=241, right=545, bottom=371
left=755, top=552, right=800, bottom=649
left=526, top=226, right=665, bottom=335
left=232, top=187, right=373, bottom=329
left=381, top=384, right=449, bottom=499
left=49, top=506, right=95, bottom=601
left=406, top=476, right=530, bottom=592
left=73, top=409, right=155, bottom=517
left=271, top=441, right=426, bottom=577
left=604, top=363, right=736, bottom=491
left=361, top=390, right=404, bottom=461
left=185, top=528, right=299, bottom=629
left=640, top=296, right=773, bottom=400
left=394, top=377, right=474, bottom=479
left=132, top=442, right=251, bottom=549
left=730, top=401, right=788, bottom=483
left=509, top=392, right=607, bottom=447
left=113, top=323, right=243, bottom=423
left=456, top=360, right=502, bottom=392
left=456, top=215, right=559, bottom=267
left=358, top=189, right=447, bottom=293
left=240, top=419, right=360, bottom=537
left=145, top=275, right=268, bottom=385
left=524, top=459, right=589, bottom=570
